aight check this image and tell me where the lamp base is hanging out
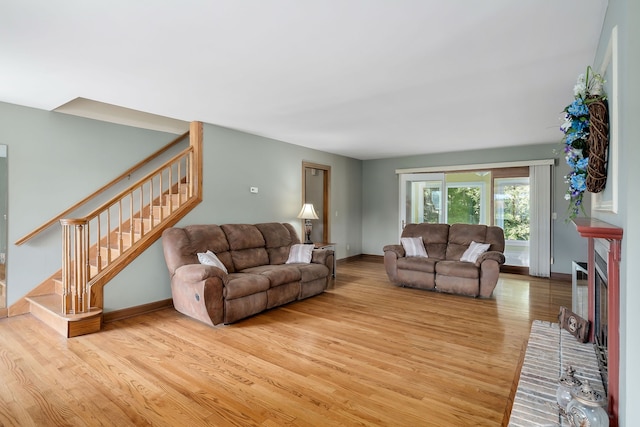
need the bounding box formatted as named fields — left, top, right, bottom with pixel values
left=304, top=221, right=313, bottom=244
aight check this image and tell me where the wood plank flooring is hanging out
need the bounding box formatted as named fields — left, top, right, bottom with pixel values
left=0, top=256, right=570, bottom=426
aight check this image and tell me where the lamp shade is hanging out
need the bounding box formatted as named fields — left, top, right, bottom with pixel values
left=297, top=203, right=319, bottom=220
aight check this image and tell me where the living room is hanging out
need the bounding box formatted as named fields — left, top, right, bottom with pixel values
left=1, top=1, right=638, bottom=425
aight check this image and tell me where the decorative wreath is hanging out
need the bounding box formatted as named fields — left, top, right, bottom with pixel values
left=586, top=97, right=609, bottom=193
left=560, top=67, right=609, bottom=219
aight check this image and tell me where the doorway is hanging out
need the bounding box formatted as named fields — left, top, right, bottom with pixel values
left=302, top=162, right=330, bottom=243
left=399, top=167, right=532, bottom=273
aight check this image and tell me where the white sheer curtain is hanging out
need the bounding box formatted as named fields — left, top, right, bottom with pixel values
left=529, top=164, right=551, bottom=277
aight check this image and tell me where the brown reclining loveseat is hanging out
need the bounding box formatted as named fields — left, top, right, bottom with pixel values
left=383, top=223, right=505, bottom=297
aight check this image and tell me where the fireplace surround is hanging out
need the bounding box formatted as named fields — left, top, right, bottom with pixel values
left=594, top=238, right=609, bottom=391
left=573, top=218, right=623, bottom=427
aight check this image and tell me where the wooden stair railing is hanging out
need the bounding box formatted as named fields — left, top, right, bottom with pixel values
left=11, top=121, right=203, bottom=337
left=60, top=148, right=194, bottom=312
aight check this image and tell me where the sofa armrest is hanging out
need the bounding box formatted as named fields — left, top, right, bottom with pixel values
left=383, top=244, right=405, bottom=258
left=478, top=259, right=501, bottom=298
left=311, top=249, right=331, bottom=265
left=171, top=264, right=226, bottom=325
left=475, top=251, right=505, bottom=267
left=174, top=263, right=228, bottom=285
left=312, top=249, right=334, bottom=275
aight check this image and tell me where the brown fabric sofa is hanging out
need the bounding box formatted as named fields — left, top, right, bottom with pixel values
left=383, top=223, right=505, bottom=297
left=162, top=222, right=334, bottom=325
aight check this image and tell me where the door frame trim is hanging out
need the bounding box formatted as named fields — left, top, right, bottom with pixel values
left=302, top=161, right=331, bottom=243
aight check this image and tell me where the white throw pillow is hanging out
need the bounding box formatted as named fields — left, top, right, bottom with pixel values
left=460, top=241, right=491, bottom=263
left=286, top=244, right=313, bottom=264
left=400, top=236, right=428, bottom=258
left=197, top=250, right=228, bottom=273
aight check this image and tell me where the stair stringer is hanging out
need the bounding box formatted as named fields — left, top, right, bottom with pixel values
left=88, top=195, right=200, bottom=309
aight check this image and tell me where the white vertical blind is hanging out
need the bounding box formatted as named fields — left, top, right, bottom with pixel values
left=529, top=164, right=552, bottom=277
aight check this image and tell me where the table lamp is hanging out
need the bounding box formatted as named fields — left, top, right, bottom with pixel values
left=297, top=203, right=319, bottom=244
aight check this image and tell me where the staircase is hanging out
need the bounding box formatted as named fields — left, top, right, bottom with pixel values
left=12, top=121, right=203, bottom=337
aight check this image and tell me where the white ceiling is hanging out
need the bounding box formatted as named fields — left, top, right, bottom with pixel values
left=1, top=1, right=608, bottom=160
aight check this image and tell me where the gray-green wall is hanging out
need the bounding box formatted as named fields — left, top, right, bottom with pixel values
left=0, top=102, right=178, bottom=310
left=590, top=0, right=639, bottom=424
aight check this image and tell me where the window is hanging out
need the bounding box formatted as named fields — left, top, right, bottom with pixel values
left=494, top=176, right=530, bottom=267
left=446, top=181, right=485, bottom=225
left=400, top=166, right=534, bottom=269
left=401, top=173, right=445, bottom=231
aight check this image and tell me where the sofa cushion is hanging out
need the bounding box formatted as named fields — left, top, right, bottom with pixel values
left=297, top=263, right=330, bottom=282
left=221, top=224, right=270, bottom=270
left=286, top=244, right=313, bottom=264
left=255, top=222, right=298, bottom=264
left=222, top=224, right=265, bottom=250
left=401, top=223, right=449, bottom=259
left=162, top=225, right=233, bottom=274
left=435, top=260, right=480, bottom=279
left=255, top=222, right=294, bottom=247
left=183, top=224, right=230, bottom=253
left=401, top=236, right=428, bottom=257
left=445, top=224, right=488, bottom=260
left=241, top=265, right=302, bottom=287
left=229, top=248, right=270, bottom=271
left=397, top=256, right=437, bottom=273
left=485, top=226, right=506, bottom=253
left=224, top=273, right=271, bottom=299
left=265, top=246, right=290, bottom=265
left=460, top=241, right=491, bottom=263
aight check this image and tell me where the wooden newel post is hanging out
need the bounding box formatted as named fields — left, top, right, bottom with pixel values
left=60, top=218, right=90, bottom=315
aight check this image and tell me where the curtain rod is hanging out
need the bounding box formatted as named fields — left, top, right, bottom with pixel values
left=395, top=159, right=556, bottom=174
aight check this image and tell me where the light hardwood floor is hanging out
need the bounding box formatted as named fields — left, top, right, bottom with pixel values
left=0, top=256, right=570, bottom=426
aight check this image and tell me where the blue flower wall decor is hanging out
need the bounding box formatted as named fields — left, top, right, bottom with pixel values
left=560, top=67, right=606, bottom=220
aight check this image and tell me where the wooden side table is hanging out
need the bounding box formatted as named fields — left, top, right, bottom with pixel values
left=313, top=242, right=336, bottom=278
